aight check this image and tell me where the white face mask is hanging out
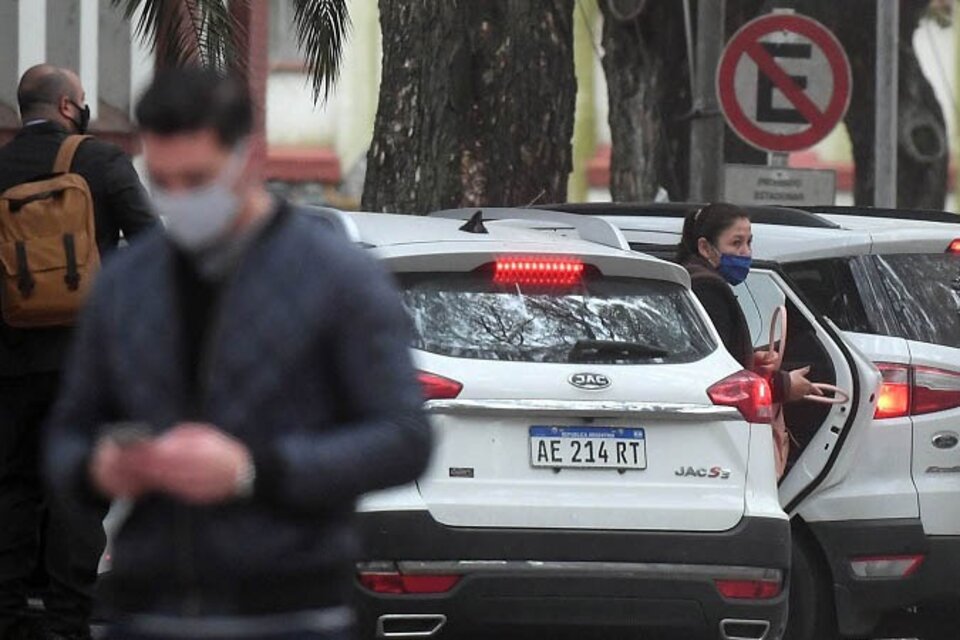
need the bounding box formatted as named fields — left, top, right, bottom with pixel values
left=151, top=146, right=247, bottom=252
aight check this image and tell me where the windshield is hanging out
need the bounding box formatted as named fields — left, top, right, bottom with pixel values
left=874, top=253, right=960, bottom=348
left=399, top=272, right=715, bottom=364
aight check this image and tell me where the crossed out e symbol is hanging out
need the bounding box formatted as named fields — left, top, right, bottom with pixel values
left=757, top=42, right=812, bottom=124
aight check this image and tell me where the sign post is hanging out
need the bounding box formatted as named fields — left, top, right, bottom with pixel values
left=716, top=11, right=851, bottom=205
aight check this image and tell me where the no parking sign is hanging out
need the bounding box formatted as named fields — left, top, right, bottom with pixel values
left=717, top=12, right=851, bottom=153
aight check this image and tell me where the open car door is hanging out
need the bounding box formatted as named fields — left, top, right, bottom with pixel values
left=736, top=265, right=881, bottom=513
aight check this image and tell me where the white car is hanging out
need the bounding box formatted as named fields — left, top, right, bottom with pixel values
left=335, top=207, right=883, bottom=640
left=540, top=202, right=960, bottom=640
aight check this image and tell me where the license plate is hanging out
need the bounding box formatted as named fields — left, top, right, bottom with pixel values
left=529, top=426, right=647, bottom=470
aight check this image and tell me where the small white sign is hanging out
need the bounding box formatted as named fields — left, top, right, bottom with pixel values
left=723, top=164, right=836, bottom=206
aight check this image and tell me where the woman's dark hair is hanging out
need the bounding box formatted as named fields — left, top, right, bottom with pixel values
left=135, top=68, right=252, bottom=148
left=676, top=202, right=750, bottom=262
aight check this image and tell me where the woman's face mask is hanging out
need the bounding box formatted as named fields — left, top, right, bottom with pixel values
left=151, top=146, right=247, bottom=252
left=716, top=253, right=752, bottom=285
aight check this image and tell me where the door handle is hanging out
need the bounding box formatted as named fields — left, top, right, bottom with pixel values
left=932, top=432, right=959, bottom=450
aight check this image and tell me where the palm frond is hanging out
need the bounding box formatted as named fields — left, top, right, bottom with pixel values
left=111, top=0, right=244, bottom=71
left=291, top=0, right=351, bottom=103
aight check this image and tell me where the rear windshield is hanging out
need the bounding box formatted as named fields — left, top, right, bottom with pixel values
left=399, top=272, right=715, bottom=364
left=873, top=253, right=960, bottom=348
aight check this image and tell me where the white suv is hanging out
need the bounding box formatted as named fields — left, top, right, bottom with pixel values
left=540, top=202, right=960, bottom=640
left=341, top=208, right=799, bottom=640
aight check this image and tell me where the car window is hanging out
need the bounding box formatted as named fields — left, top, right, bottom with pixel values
left=738, top=274, right=787, bottom=348
left=872, top=253, right=960, bottom=348
left=781, top=258, right=873, bottom=334
left=399, top=271, right=716, bottom=364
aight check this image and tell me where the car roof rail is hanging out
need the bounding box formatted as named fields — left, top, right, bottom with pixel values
left=796, top=205, right=960, bottom=224
left=302, top=205, right=363, bottom=242
left=431, top=207, right=632, bottom=251
left=533, top=202, right=839, bottom=229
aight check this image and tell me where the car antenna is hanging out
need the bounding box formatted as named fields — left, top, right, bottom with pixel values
left=459, top=209, right=488, bottom=234
left=524, top=189, right=547, bottom=207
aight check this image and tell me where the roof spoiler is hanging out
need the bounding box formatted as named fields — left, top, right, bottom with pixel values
left=797, top=205, right=960, bottom=224
left=533, top=202, right=838, bottom=229
left=430, top=207, right=632, bottom=251
left=303, top=206, right=363, bottom=243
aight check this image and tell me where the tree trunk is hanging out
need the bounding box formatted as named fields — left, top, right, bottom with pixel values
left=805, top=0, right=947, bottom=209
left=362, top=0, right=576, bottom=214
left=599, top=1, right=690, bottom=201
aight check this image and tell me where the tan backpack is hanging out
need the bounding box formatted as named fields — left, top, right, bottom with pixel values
left=0, top=135, right=101, bottom=327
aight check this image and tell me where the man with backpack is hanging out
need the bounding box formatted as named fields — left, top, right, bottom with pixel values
left=0, top=64, right=155, bottom=640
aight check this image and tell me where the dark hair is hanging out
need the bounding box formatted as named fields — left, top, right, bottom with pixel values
left=676, top=202, right=750, bottom=262
left=17, top=67, right=74, bottom=116
left=135, top=68, right=253, bottom=147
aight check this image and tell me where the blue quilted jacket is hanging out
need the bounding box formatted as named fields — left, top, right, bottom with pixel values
left=44, top=203, right=432, bottom=615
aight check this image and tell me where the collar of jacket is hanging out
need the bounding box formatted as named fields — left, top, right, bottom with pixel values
left=682, top=254, right=723, bottom=282
left=17, top=120, right=70, bottom=138
left=170, top=197, right=291, bottom=281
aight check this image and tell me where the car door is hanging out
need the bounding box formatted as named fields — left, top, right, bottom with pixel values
left=737, top=267, right=880, bottom=513
left=868, top=251, right=960, bottom=535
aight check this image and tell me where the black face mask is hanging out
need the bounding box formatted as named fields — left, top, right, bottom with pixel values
left=67, top=100, right=90, bottom=134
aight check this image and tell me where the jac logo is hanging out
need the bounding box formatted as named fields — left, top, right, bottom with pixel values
left=675, top=466, right=731, bottom=480
left=568, top=372, right=611, bottom=390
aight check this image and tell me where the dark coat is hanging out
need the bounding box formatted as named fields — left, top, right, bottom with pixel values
left=44, top=206, right=433, bottom=615
left=0, top=121, right=156, bottom=376
left=683, top=256, right=754, bottom=368
left=683, top=255, right=790, bottom=401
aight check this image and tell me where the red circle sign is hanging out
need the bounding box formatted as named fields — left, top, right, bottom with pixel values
left=717, top=12, right=851, bottom=152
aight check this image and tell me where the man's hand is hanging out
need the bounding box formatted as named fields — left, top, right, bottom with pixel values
left=89, top=439, right=153, bottom=499
left=146, top=423, right=252, bottom=505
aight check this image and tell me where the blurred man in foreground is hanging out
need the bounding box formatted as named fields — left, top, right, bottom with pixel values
left=44, top=68, right=432, bottom=640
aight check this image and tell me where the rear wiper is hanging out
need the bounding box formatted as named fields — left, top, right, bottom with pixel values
left=568, top=339, right=669, bottom=363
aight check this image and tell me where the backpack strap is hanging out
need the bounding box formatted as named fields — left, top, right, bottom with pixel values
left=53, top=134, right=92, bottom=174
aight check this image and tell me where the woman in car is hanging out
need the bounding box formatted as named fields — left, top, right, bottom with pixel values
left=677, top=203, right=819, bottom=454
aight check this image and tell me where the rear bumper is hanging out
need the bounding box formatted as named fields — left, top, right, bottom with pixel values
left=355, top=510, right=790, bottom=639
left=808, top=518, right=960, bottom=636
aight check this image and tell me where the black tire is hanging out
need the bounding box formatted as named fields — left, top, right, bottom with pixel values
left=784, top=532, right=840, bottom=640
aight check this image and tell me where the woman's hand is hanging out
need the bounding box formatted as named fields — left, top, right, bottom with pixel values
left=787, top=366, right=823, bottom=402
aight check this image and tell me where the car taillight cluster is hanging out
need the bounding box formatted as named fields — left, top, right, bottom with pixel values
left=875, top=363, right=960, bottom=419
left=707, top=370, right=774, bottom=424
left=849, top=554, right=924, bottom=579
left=947, top=238, right=960, bottom=254
left=417, top=371, right=463, bottom=400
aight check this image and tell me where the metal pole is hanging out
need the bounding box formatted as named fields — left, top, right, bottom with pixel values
left=874, top=0, right=899, bottom=207
left=689, top=0, right=726, bottom=202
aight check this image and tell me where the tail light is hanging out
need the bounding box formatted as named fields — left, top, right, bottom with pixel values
left=493, top=257, right=584, bottom=286
left=707, top=370, right=774, bottom=424
left=875, top=364, right=911, bottom=419
left=714, top=578, right=782, bottom=600
left=912, top=366, right=960, bottom=415
left=418, top=371, right=462, bottom=400
left=947, top=239, right=960, bottom=254
left=874, top=363, right=960, bottom=419
left=849, top=554, right=924, bottom=579
left=358, top=571, right=461, bottom=594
